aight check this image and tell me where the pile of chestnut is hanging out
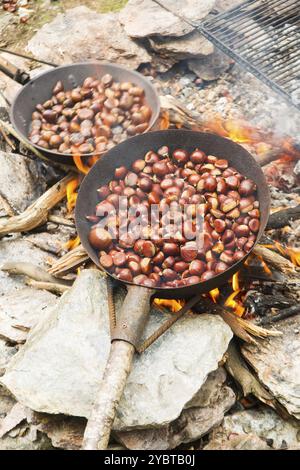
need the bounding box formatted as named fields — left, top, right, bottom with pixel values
left=28, top=75, right=152, bottom=155
left=88, top=146, right=260, bottom=288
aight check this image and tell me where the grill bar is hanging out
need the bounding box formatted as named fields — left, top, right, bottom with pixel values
left=200, top=0, right=300, bottom=109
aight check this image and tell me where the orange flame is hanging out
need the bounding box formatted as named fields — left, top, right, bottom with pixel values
left=224, top=290, right=245, bottom=317
left=154, top=298, right=184, bottom=313
left=64, top=235, right=80, bottom=251
left=73, top=154, right=90, bottom=175
left=66, top=177, right=79, bottom=212
left=209, top=288, right=220, bottom=303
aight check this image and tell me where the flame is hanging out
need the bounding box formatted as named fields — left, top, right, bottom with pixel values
left=64, top=235, right=80, bottom=251
left=224, top=290, right=245, bottom=317
left=154, top=298, right=184, bottom=312
left=209, top=288, right=220, bottom=303
left=263, top=241, right=300, bottom=267
left=73, top=154, right=90, bottom=175
left=232, top=272, right=240, bottom=291
left=66, top=177, right=79, bottom=212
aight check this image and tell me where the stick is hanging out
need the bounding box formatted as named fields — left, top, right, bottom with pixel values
left=0, top=174, right=74, bottom=236
left=259, top=304, right=300, bottom=325
left=48, top=244, right=90, bottom=276
left=253, top=244, right=297, bottom=274
left=48, top=215, right=75, bottom=227
left=26, top=279, right=71, bottom=295
left=1, top=261, right=72, bottom=285
left=81, top=340, right=135, bottom=450
left=266, top=205, right=300, bottom=230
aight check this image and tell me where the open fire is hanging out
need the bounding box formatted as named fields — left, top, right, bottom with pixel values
left=64, top=110, right=300, bottom=320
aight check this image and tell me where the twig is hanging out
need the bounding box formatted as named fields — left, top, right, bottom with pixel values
left=1, top=261, right=72, bottom=285
left=26, top=279, right=71, bottom=295
left=0, top=174, right=74, bottom=236
left=48, top=214, right=75, bottom=227
left=259, top=304, right=300, bottom=325
left=47, top=244, right=90, bottom=276
left=0, top=121, right=15, bottom=149
left=266, top=205, right=300, bottom=230
left=253, top=244, right=297, bottom=275
left=0, top=119, right=76, bottom=173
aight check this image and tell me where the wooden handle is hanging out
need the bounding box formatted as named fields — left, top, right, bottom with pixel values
left=0, top=55, right=30, bottom=84
left=81, top=286, right=153, bottom=450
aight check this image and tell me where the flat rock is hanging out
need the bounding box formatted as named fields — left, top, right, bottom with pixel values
left=0, top=288, right=57, bottom=344
left=242, top=315, right=300, bottom=420
left=205, top=406, right=300, bottom=450
left=0, top=151, right=47, bottom=215
left=1, top=270, right=232, bottom=430
left=149, top=31, right=213, bottom=59
left=119, top=0, right=215, bottom=38
left=115, top=368, right=235, bottom=449
left=27, top=6, right=151, bottom=69
left=188, top=49, right=232, bottom=81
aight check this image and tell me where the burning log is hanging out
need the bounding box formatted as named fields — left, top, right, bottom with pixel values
left=266, top=205, right=300, bottom=230
left=253, top=245, right=298, bottom=275
left=259, top=304, right=300, bottom=326
left=0, top=174, right=74, bottom=237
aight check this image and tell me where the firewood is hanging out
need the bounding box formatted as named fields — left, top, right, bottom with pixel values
left=0, top=174, right=74, bottom=237
left=25, top=279, right=71, bottom=295
left=1, top=261, right=72, bottom=285
left=47, top=244, right=90, bottom=277
left=259, top=304, right=300, bottom=325
left=253, top=244, right=298, bottom=275
left=266, top=205, right=300, bottom=230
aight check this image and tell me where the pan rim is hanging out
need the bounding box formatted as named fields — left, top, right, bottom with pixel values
left=75, top=129, right=270, bottom=293
left=9, top=61, right=161, bottom=160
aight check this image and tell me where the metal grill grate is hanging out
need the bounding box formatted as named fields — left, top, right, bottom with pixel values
left=199, top=0, right=300, bottom=110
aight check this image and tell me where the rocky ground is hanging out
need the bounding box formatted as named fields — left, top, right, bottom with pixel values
left=0, top=0, right=299, bottom=451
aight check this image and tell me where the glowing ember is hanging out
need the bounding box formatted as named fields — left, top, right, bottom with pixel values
left=154, top=298, right=184, bottom=313
left=209, top=288, right=220, bottom=303
left=224, top=290, right=245, bottom=317
left=66, top=178, right=79, bottom=212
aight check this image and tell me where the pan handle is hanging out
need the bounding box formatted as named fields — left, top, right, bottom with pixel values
left=81, top=285, right=154, bottom=450
left=0, top=56, right=30, bottom=85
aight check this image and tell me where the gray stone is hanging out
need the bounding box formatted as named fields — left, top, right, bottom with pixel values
left=0, top=430, right=53, bottom=450
left=205, top=406, right=300, bottom=450
left=188, top=49, right=232, bottom=81
left=0, top=237, right=56, bottom=295
left=27, top=7, right=151, bottom=69
left=0, top=340, right=17, bottom=376
left=115, top=368, right=235, bottom=449
left=119, top=0, right=215, bottom=38
left=149, top=31, right=213, bottom=60
left=1, top=270, right=232, bottom=430
left=242, top=315, right=300, bottom=420
left=0, top=151, right=47, bottom=216
left=0, top=288, right=57, bottom=343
